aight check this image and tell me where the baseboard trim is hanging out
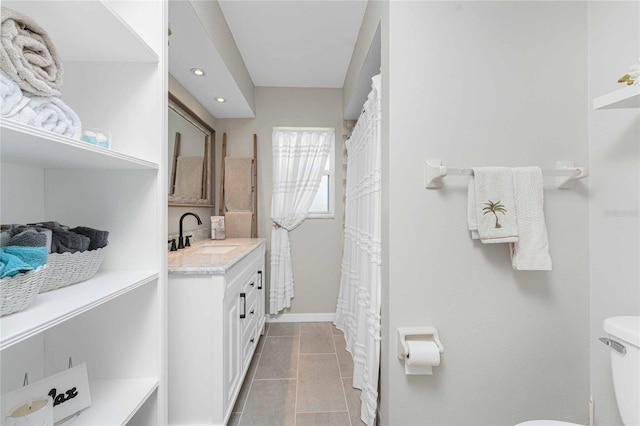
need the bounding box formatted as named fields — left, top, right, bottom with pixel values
left=266, top=312, right=336, bottom=323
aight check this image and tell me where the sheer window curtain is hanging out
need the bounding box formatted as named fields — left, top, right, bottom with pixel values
left=335, top=74, right=382, bottom=426
left=270, top=128, right=334, bottom=314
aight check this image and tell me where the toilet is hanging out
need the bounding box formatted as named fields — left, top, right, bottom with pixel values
left=516, top=316, right=640, bottom=426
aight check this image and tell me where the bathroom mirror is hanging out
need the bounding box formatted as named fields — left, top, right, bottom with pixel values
left=168, top=93, right=215, bottom=207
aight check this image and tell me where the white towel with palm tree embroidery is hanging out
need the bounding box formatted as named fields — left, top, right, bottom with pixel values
left=468, top=167, right=519, bottom=244
left=509, top=167, right=552, bottom=270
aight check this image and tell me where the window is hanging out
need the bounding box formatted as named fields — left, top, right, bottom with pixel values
left=307, top=131, right=335, bottom=219
left=272, top=127, right=335, bottom=220
left=307, top=138, right=335, bottom=218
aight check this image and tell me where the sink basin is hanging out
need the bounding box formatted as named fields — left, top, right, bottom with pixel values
left=192, top=245, right=238, bottom=255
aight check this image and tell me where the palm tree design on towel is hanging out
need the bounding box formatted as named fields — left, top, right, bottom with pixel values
left=483, top=200, right=507, bottom=228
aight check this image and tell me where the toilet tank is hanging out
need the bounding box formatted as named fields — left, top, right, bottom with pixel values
left=603, top=316, right=640, bottom=426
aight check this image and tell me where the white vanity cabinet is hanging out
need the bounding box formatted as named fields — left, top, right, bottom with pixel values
left=168, top=239, right=266, bottom=425
left=0, top=1, right=166, bottom=424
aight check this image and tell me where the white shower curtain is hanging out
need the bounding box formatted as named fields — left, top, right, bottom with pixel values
left=270, top=128, right=333, bottom=314
left=335, top=74, right=382, bottom=426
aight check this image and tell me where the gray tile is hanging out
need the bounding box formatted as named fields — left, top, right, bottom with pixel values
left=333, top=334, right=353, bottom=378
left=233, top=350, right=261, bottom=412
left=239, top=379, right=296, bottom=426
left=295, top=412, right=350, bottom=426
left=228, top=412, right=241, bottom=426
left=255, top=336, right=299, bottom=379
left=297, top=354, right=347, bottom=413
left=267, top=322, right=300, bottom=336
left=343, top=378, right=367, bottom=426
left=300, top=322, right=335, bottom=354
left=331, top=323, right=342, bottom=335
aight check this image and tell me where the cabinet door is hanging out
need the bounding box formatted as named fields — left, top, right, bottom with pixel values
left=223, top=292, right=242, bottom=410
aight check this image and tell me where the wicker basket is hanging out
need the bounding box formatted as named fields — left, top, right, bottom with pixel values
left=1, top=265, right=48, bottom=316
left=39, top=247, right=107, bottom=293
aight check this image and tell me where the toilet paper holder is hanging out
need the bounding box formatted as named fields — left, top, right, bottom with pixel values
left=397, top=326, right=444, bottom=360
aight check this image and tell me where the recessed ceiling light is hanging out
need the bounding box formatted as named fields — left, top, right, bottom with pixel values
left=215, top=97, right=226, bottom=103
left=190, top=68, right=206, bottom=77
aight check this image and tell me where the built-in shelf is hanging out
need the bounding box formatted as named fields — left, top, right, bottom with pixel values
left=593, top=85, right=640, bottom=110
left=2, top=0, right=158, bottom=63
left=0, top=1, right=165, bottom=421
left=0, top=120, right=159, bottom=170
left=79, top=378, right=159, bottom=425
left=0, top=270, right=159, bottom=350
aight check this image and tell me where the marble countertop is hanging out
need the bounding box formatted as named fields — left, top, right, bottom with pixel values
left=168, top=238, right=266, bottom=275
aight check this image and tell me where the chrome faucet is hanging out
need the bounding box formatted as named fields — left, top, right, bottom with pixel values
left=178, top=212, right=202, bottom=249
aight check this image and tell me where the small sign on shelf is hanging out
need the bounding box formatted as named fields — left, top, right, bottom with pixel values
left=1, top=361, right=91, bottom=425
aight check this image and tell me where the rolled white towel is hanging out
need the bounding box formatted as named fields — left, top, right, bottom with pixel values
left=0, top=7, right=63, bottom=97
left=0, top=71, right=29, bottom=116
left=6, top=94, right=81, bottom=139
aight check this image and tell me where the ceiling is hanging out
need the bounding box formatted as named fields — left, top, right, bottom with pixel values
left=168, top=1, right=256, bottom=118
left=218, top=0, right=368, bottom=88
left=168, top=1, right=368, bottom=119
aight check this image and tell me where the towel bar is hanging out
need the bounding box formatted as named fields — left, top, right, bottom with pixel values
left=424, top=159, right=588, bottom=189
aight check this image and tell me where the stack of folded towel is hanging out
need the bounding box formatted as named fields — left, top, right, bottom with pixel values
left=467, top=167, right=552, bottom=271
left=0, top=7, right=81, bottom=139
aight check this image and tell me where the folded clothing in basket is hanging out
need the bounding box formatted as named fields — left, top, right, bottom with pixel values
left=7, top=228, right=48, bottom=247
left=3, top=222, right=109, bottom=255
left=27, top=221, right=88, bottom=253
left=51, top=229, right=89, bottom=253
left=0, top=246, right=48, bottom=278
left=6, top=225, right=52, bottom=252
left=70, top=226, right=109, bottom=251
left=27, top=222, right=108, bottom=253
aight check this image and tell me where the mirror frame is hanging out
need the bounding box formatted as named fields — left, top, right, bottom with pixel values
left=168, top=92, right=215, bottom=208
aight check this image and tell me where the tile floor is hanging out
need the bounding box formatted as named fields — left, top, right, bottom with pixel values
left=229, top=322, right=367, bottom=426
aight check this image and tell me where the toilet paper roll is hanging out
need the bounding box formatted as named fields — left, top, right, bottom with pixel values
left=405, top=340, right=440, bottom=375
left=5, top=398, right=53, bottom=426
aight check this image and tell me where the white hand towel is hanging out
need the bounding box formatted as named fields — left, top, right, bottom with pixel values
left=510, top=167, right=552, bottom=270
left=468, top=167, right=519, bottom=244
left=0, top=71, right=29, bottom=116
left=467, top=178, right=480, bottom=240
left=6, top=94, right=82, bottom=139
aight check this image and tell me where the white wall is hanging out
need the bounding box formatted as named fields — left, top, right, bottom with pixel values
left=216, top=87, right=344, bottom=315
left=168, top=74, right=216, bottom=242
left=342, top=0, right=384, bottom=119
left=588, top=3, right=640, bottom=425
left=0, top=163, right=45, bottom=224
left=383, top=2, right=590, bottom=424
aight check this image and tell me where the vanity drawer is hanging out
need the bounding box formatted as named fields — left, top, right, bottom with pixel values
left=243, top=274, right=258, bottom=298
left=241, top=322, right=258, bottom=370
left=242, top=294, right=258, bottom=338
left=224, top=242, right=265, bottom=294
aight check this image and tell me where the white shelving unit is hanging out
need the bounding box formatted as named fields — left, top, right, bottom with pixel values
left=0, top=1, right=167, bottom=424
left=593, top=85, right=640, bottom=109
